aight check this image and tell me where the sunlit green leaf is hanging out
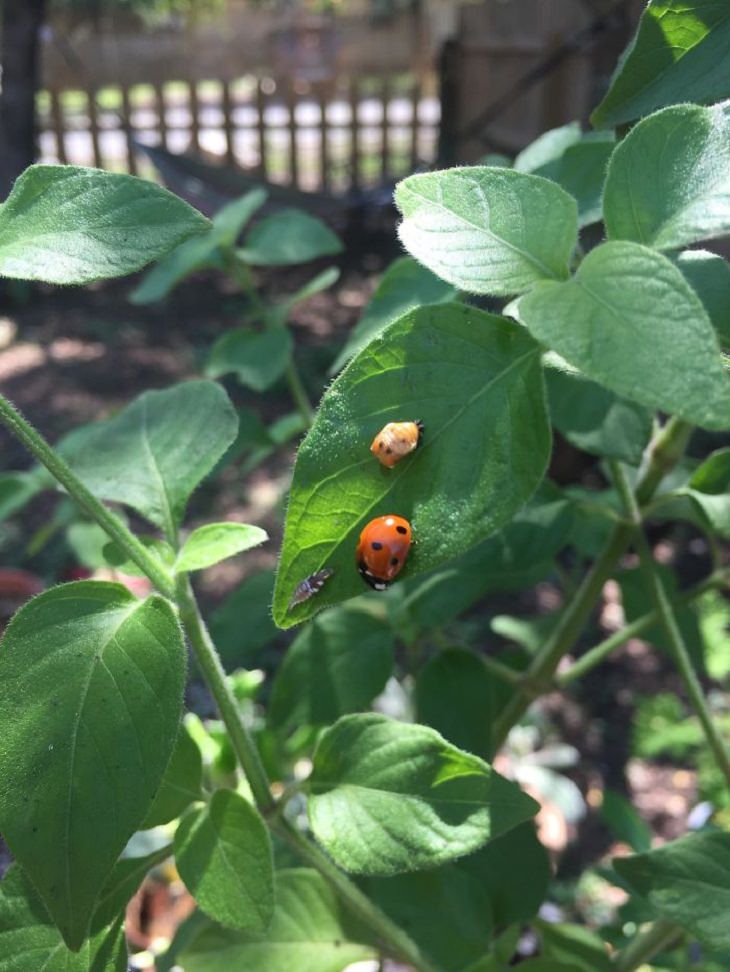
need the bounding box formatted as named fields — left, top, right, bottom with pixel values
left=592, top=1, right=730, bottom=128
left=604, top=103, right=730, bottom=251
left=0, top=165, right=208, bottom=285
left=308, top=713, right=539, bottom=875
left=67, top=380, right=238, bottom=534
left=396, top=167, right=577, bottom=295
left=0, top=581, right=185, bottom=949
left=519, top=241, right=730, bottom=430
left=176, top=523, right=268, bottom=573
left=274, top=303, right=551, bottom=627
left=175, top=789, right=274, bottom=932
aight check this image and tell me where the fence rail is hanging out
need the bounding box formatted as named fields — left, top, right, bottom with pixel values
left=38, top=72, right=440, bottom=192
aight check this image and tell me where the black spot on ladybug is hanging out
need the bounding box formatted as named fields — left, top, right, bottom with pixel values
left=391, top=557, right=399, bottom=566
left=371, top=541, right=383, bottom=550
left=396, top=525, right=408, bottom=534
left=385, top=447, right=393, bottom=454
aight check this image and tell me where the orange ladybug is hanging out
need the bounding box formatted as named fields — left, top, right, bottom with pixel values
left=356, top=515, right=412, bottom=590
left=370, top=420, right=423, bottom=468
left=288, top=568, right=334, bottom=611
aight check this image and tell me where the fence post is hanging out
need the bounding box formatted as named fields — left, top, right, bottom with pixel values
left=437, top=39, right=459, bottom=167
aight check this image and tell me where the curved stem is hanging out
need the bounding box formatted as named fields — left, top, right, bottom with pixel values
left=0, top=394, right=175, bottom=598
left=559, top=567, right=730, bottom=686
left=612, top=460, right=730, bottom=789
left=284, top=359, right=315, bottom=426
left=491, top=417, right=693, bottom=754
left=613, top=919, right=683, bottom=971
left=176, top=575, right=276, bottom=815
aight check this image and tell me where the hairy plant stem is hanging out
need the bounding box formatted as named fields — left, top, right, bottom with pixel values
left=613, top=919, right=683, bottom=971
left=611, top=459, right=730, bottom=789
left=175, top=575, right=276, bottom=815
left=0, top=393, right=176, bottom=598
left=558, top=567, right=730, bottom=686
left=491, top=417, right=693, bottom=754
left=0, top=390, right=436, bottom=970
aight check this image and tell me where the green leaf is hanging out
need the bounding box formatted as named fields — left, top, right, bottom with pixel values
left=674, top=250, right=730, bottom=346
left=67, top=380, right=238, bottom=534
left=676, top=447, right=730, bottom=537
left=0, top=471, right=43, bottom=521
left=205, top=327, right=293, bottom=392
left=174, top=789, right=274, bottom=932
left=615, top=830, right=730, bottom=950
left=91, top=844, right=172, bottom=933
left=0, top=581, right=185, bottom=949
left=538, top=921, right=612, bottom=972
left=178, top=868, right=375, bottom=972
left=516, top=125, right=614, bottom=228
left=395, top=484, right=572, bottom=632
left=514, top=122, right=582, bottom=173
left=416, top=648, right=495, bottom=759
left=0, top=164, right=208, bottom=285
left=283, top=267, right=341, bottom=311
left=269, top=605, right=394, bottom=730
left=176, top=523, right=268, bottom=573
left=212, top=189, right=268, bottom=247
left=366, top=866, right=494, bottom=972
left=591, top=0, right=730, bottom=128
left=519, top=241, right=730, bottom=430
left=599, top=790, right=652, bottom=854
left=240, top=209, right=342, bottom=266
left=274, top=303, right=551, bottom=628
left=308, top=713, right=539, bottom=875
left=546, top=368, right=652, bottom=465
left=329, top=256, right=458, bottom=373
left=210, top=570, right=279, bottom=671
left=129, top=233, right=223, bottom=305
left=0, top=866, right=127, bottom=972
left=142, top=723, right=203, bottom=829
left=604, top=103, right=730, bottom=251
left=460, top=822, right=550, bottom=927
left=396, top=167, right=577, bottom=295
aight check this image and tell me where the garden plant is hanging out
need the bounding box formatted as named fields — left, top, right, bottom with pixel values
left=3, top=1, right=730, bottom=969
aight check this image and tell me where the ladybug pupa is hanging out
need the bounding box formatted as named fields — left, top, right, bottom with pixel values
left=370, top=420, right=423, bottom=468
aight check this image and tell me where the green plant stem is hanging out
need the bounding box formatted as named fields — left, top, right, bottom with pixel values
left=613, top=919, right=683, bottom=971
left=482, top=655, right=523, bottom=686
left=175, top=575, right=277, bottom=815
left=284, top=359, right=315, bottom=425
left=275, top=817, right=443, bottom=972
left=611, top=460, right=730, bottom=789
left=558, top=567, right=730, bottom=686
left=0, top=393, right=176, bottom=599
left=491, top=417, right=693, bottom=753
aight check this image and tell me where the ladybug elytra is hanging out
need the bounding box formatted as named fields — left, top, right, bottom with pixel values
left=356, top=515, right=412, bottom=590
left=370, top=420, right=423, bottom=468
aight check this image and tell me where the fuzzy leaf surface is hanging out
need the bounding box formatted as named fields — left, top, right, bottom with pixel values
left=274, top=303, right=550, bottom=627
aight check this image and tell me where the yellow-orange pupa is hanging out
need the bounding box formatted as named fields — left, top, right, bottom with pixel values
left=370, top=420, right=423, bottom=468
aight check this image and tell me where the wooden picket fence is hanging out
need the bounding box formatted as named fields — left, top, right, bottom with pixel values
left=37, top=72, right=440, bottom=192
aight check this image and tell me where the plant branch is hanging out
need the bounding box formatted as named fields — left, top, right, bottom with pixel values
left=611, top=459, right=730, bottom=789
left=558, top=567, right=730, bottom=686
left=175, top=575, right=277, bottom=815
left=284, top=359, right=315, bottom=426
left=613, top=919, right=684, bottom=971
left=0, top=393, right=176, bottom=598
left=491, top=418, right=693, bottom=754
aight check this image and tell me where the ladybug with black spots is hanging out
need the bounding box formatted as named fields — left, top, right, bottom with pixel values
left=356, top=515, right=412, bottom=590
